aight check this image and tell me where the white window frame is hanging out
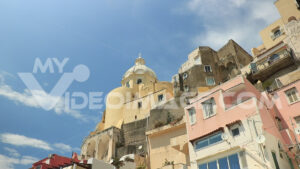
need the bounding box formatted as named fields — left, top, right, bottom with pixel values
left=188, top=107, right=196, bottom=125
left=204, top=65, right=212, bottom=72
left=285, top=87, right=299, bottom=104
left=202, top=98, right=216, bottom=119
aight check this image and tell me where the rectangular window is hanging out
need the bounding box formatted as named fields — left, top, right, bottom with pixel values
left=206, top=77, right=215, bottom=86
left=202, top=98, right=216, bottom=119
left=285, top=87, right=299, bottom=104
left=138, top=102, right=142, bottom=109
left=204, top=65, right=212, bottom=72
left=158, top=94, right=164, bottom=102
left=188, top=107, right=196, bottom=125
left=194, top=132, right=222, bottom=150
left=198, top=153, right=241, bottom=169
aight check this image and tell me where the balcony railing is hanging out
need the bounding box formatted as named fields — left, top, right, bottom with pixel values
left=251, top=49, right=294, bottom=81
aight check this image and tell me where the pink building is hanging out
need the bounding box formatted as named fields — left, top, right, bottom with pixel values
left=185, top=76, right=296, bottom=169
left=272, top=79, right=300, bottom=151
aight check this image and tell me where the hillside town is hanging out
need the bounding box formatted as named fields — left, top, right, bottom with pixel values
left=30, top=0, right=300, bottom=168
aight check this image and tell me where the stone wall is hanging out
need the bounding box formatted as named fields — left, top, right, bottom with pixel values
left=173, top=39, right=253, bottom=97
left=116, top=118, right=148, bottom=157
left=148, top=98, right=185, bottom=131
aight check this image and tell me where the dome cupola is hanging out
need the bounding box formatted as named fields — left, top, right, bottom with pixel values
left=122, top=56, right=157, bottom=82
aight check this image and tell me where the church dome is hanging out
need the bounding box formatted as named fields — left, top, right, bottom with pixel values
left=122, top=56, right=157, bottom=80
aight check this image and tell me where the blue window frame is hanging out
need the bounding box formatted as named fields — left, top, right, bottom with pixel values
left=195, top=132, right=222, bottom=150
left=198, top=153, right=241, bottom=169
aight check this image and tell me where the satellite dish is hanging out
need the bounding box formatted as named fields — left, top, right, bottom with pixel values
left=255, top=135, right=266, bottom=144
left=295, top=127, right=300, bottom=135
left=221, top=133, right=229, bottom=141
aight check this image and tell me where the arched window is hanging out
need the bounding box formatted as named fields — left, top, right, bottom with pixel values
left=137, top=78, right=142, bottom=84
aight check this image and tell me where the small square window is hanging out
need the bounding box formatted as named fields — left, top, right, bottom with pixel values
left=204, top=65, right=212, bottom=72
left=231, top=127, right=240, bottom=137
left=138, top=102, right=142, bottom=108
left=158, top=94, right=164, bottom=102
left=285, top=87, right=299, bottom=104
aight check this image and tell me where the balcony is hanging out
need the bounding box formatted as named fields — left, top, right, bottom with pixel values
left=251, top=49, right=294, bottom=81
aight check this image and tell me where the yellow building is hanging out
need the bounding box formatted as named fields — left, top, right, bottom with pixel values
left=252, top=0, right=300, bottom=57
left=247, top=0, right=300, bottom=92
left=80, top=56, right=174, bottom=163
left=98, top=56, right=173, bottom=130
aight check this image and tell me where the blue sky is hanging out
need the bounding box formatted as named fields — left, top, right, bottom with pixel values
left=0, top=0, right=280, bottom=168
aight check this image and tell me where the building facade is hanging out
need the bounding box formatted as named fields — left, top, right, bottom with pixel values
left=185, top=76, right=296, bottom=169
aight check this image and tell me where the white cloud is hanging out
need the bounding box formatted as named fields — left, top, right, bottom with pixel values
left=0, top=154, right=19, bottom=169
left=0, top=75, right=85, bottom=120
left=0, top=133, right=52, bottom=151
left=1, top=133, right=77, bottom=154
left=53, top=143, right=72, bottom=152
left=0, top=154, right=39, bottom=169
left=4, top=147, right=20, bottom=157
left=184, top=0, right=280, bottom=51
left=19, top=156, right=39, bottom=165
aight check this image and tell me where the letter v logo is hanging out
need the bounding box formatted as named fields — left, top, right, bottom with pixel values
left=18, top=65, right=90, bottom=111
